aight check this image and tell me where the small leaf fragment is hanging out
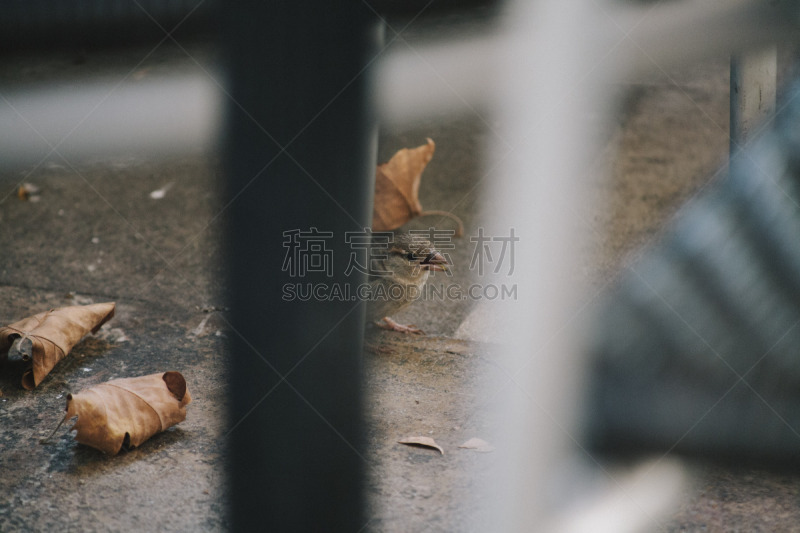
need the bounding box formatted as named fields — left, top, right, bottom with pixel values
left=458, top=437, right=495, bottom=452
left=65, top=371, right=192, bottom=455
left=17, top=182, right=41, bottom=201
left=398, top=436, right=444, bottom=455
left=149, top=182, right=173, bottom=199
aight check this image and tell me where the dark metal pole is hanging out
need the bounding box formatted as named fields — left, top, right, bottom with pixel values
left=223, top=3, right=378, bottom=531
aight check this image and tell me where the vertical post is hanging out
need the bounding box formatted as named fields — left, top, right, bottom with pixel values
left=492, top=1, right=610, bottom=528
left=222, top=3, right=378, bottom=531
left=731, top=45, right=777, bottom=156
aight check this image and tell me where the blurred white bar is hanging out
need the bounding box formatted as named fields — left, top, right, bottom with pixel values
left=0, top=73, right=222, bottom=169
left=0, top=2, right=793, bottom=170
left=489, top=1, right=619, bottom=528
left=551, top=458, right=687, bottom=533
left=375, top=0, right=797, bottom=128
left=624, top=0, right=796, bottom=72
left=376, top=34, right=499, bottom=126
left=488, top=1, right=795, bottom=531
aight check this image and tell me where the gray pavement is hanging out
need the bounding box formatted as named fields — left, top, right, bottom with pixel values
left=0, top=149, right=228, bottom=532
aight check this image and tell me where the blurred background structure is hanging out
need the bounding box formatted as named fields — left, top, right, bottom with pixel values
left=2, top=1, right=800, bottom=532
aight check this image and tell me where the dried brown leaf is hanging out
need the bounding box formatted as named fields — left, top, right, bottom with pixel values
left=458, top=437, right=495, bottom=452
left=373, top=139, right=435, bottom=231
left=65, top=371, right=192, bottom=455
left=398, top=435, right=444, bottom=455
left=372, top=138, right=464, bottom=235
left=0, top=302, right=116, bottom=389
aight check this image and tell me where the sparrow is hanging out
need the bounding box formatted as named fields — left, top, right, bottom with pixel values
left=366, top=232, right=448, bottom=334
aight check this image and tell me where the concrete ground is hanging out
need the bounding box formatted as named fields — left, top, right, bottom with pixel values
left=2, top=6, right=800, bottom=533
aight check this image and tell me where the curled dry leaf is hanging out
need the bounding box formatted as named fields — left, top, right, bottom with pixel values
left=17, top=182, right=41, bottom=201
left=0, top=302, right=116, bottom=390
left=373, top=138, right=433, bottom=230
left=458, top=437, right=495, bottom=453
left=373, top=138, right=463, bottom=236
left=65, top=371, right=192, bottom=455
left=398, top=436, right=444, bottom=455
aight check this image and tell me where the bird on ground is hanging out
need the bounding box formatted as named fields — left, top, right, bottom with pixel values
left=366, top=232, right=448, bottom=334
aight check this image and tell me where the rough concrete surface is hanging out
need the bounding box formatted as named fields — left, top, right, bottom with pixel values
left=2, top=6, right=800, bottom=533
left=0, top=149, right=229, bottom=532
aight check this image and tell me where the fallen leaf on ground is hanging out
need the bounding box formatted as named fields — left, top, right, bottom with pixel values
left=373, top=138, right=463, bottom=236
left=189, top=314, right=212, bottom=337
left=398, top=436, right=444, bottom=455
left=458, top=437, right=495, bottom=452
left=0, top=302, right=116, bottom=389
left=149, top=182, right=174, bottom=199
left=17, top=183, right=41, bottom=201
left=63, top=371, right=191, bottom=455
